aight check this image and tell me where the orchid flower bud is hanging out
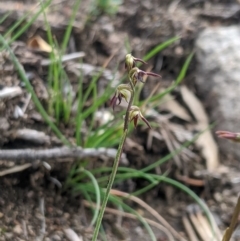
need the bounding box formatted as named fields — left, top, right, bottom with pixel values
left=110, top=84, right=132, bottom=110
left=129, top=106, right=151, bottom=128
left=216, top=130, right=240, bottom=143
left=125, top=54, right=147, bottom=71
left=129, top=67, right=161, bottom=86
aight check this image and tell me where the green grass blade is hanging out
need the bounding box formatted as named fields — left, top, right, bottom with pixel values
left=90, top=167, right=215, bottom=239
left=0, top=34, right=70, bottom=146
left=86, top=124, right=122, bottom=148
left=82, top=169, right=101, bottom=226
left=176, top=51, right=194, bottom=84
left=76, top=71, right=84, bottom=146
left=146, top=51, right=194, bottom=104
left=143, top=36, right=180, bottom=62
left=9, top=0, right=52, bottom=43
left=4, top=11, right=29, bottom=39
left=61, top=0, right=82, bottom=53
left=0, top=12, right=11, bottom=25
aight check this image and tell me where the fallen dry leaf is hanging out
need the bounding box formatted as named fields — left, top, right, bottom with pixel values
left=180, top=85, right=219, bottom=171
left=160, top=92, right=192, bottom=122
left=27, top=36, right=52, bottom=52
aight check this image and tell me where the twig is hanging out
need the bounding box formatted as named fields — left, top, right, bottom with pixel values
left=38, top=197, right=45, bottom=241
left=22, top=220, right=28, bottom=240
left=0, top=147, right=127, bottom=162
left=0, top=163, right=31, bottom=176
left=41, top=52, right=85, bottom=66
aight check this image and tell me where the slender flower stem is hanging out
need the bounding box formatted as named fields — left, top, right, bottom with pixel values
left=92, top=77, right=135, bottom=241
left=91, top=129, right=128, bottom=241
left=92, top=54, right=160, bottom=240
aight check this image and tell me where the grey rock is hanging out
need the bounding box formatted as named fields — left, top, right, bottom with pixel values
left=195, top=26, right=240, bottom=159
left=51, top=234, right=61, bottom=241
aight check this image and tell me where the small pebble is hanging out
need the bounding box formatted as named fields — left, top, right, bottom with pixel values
left=13, top=224, right=22, bottom=234
left=51, top=234, right=61, bottom=241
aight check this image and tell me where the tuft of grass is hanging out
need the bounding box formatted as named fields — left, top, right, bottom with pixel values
left=42, top=0, right=82, bottom=124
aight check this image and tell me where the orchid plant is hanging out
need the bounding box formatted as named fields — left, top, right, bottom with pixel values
left=91, top=54, right=161, bottom=241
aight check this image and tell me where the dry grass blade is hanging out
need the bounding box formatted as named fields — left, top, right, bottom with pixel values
left=0, top=163, right=31, bottom=176
left=182, top=215, right=199, bottom=241
left=185, top=205, right=221, bottom=241
left=188, top=210, right=208, bottom=240
left=180, top=85, right=219, bottom=171
left=83, top=200, right=175, bottom=241
left=196, top=211, right=217, bottom=240
left=160, top=92, right=192, bottom=122
left=110, top=189, right=187, bottom=241
left=161, top=126, right=181, bottom=168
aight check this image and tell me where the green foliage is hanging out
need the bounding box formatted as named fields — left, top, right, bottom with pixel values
left=42, top=0, right=82, bottom=124
left=92, top=0, right=123, bottom=15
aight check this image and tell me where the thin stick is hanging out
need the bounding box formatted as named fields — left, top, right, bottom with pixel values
left=0, top=163, right=31, bottom=176
left=0, top=147, right=127, bottom=161
left=38, top=197, right=45, bottom=241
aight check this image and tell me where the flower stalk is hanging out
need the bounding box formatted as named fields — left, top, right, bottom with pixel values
left=92, top=54, right=160, bottom=241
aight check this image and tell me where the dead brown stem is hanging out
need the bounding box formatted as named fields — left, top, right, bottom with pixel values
left=0, top=147, right=127, bottom=162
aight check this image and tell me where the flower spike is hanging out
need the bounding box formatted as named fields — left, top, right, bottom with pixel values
left=129, top=106, right=151, bottom=129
